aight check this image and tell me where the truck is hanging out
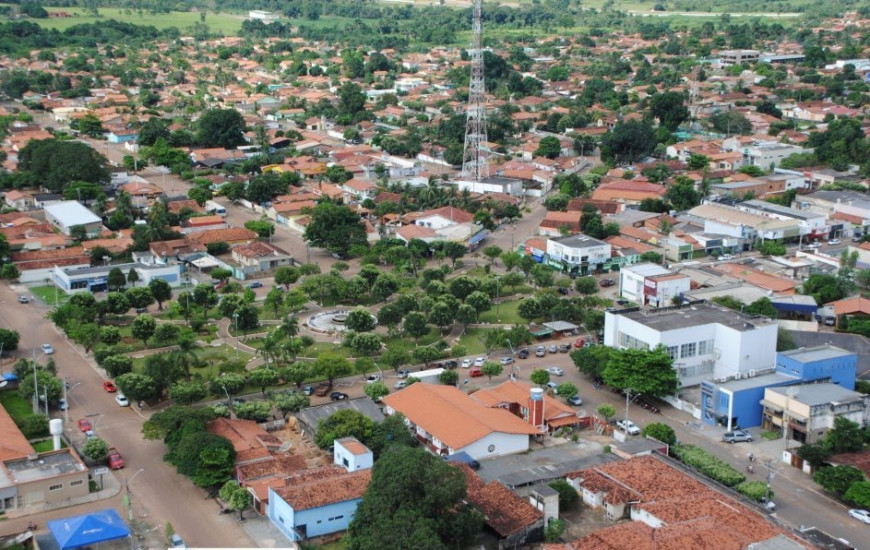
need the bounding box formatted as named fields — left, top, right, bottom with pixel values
left=107, top=447, right=125, bottom=470
left=314, top=381, right=333, bottom=397
left=409, top=368, right=445, bottom=385
left=205, top=200, right=226, bottom=217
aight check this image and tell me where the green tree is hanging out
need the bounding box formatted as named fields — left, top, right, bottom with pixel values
left=17, top=139, right=109, bottom=193
left=600, top=120, right=656, bottom=165
left=556, top=382, right=578, bottom=401
left=597, top=403, right=616, bottom=422
left=107, top=267, right=126, bottom=290
left=530, top=369, right=550, bottom=387
left=303, top=201, right=367, bottom=257
left=347, top=446, right=482, bottom=550
left=338, top=81, right=367, bottom=116
left=709, top=111, right=752, bottom=136
left=349, top=332, right=382, bottom=356
left=517, top=297, right=543, bottom=321
left=244, top=219, right=275, bottom=238
left=100, top=326, right=122, bottom=346
left=480, top=361, right=503, bottom=382
left=535, top=136, right=562, bottom=159
left=196, top=108, right=246, bottom=148
left=315, top=409, right=375, bottom=449
left=844, top=481, right=870, bottom=508
left=641, top=422, right=677, bottom=445
left=115, top=372, right=158, bottom=403
left=235, top=401, right=273, bottom=422
left=1, top=263, right=20, bottom=280
left=603, top=345, right=678, bottom=398
left=803, top=274, right=848, bottom=304
left=574, top=276, right=598, bottom=295
left=125, top=287, right=154, bottom=310
left=412, top=345, right=442, bottom=367
left=439, top=370, right=459, bottom=386
left=368, top=413, right=418, bottom=458
left=824, top=416, right=865, bottom=454
left=149, top=278, right=172, bottom=310
left=82, top=437, right=110, bottom=462
left=313, top=353, right=353, bottom=384
left=103, top=355, right=134, bottom=378
left=0, top=328, right=19, bottom=351
left=220, top=480, right=253, bottom=520
left=347, top=309, right=377, bottom=332
left=172, top=431, right=236, bottom=489
left=274, top=266, right=300, bottom=289
left=131, top=314, right=156, bottom=346
left=664, top=176, right=701, bottom=211
left=281, top=362, right=312, bottom=390
left=169, top=382, right=208, bottom=406
left=649, top=91, right=689, bottom=131
left=272, top=392, right=310, bottom=419
left=814, top=465, right=866, bottom=495
left=364, top=381, right=390, bottom=402
left=403, top=311, right=430, bottom=341
left=547, top=479, right=579, bottom=509
left=248, top=368, right=280, bottom=396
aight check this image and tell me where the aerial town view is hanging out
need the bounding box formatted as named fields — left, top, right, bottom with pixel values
left=2, top=0, right=870, bottom=548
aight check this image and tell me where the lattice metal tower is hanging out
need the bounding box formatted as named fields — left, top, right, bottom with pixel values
left=461, top=0, right=489, bottom=181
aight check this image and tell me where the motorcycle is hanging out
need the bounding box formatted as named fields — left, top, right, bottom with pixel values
left=27, top=522, right=37, bottom=531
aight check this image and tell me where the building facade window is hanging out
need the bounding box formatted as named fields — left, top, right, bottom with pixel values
left=49, top=483, right=63, bottom=491
left=618, top=332, right=649, bottom=350
left=666, top=346, right=679, bottom=360
left=70, top=480, right=83, bottom=487
left=680, top=342, right=697, bottom=358
left=698, top=339, right=715, bottom=355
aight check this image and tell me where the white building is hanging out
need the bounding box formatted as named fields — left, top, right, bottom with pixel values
left=687, top=203, right=800, bottom=243
left=248, top=10, right=279, bottom=22
left=762, top=383, right=870, bottom=445
left=736, top=200, right=828, bottom=239
left=452, top=176, right=523, bottom=197
left=619, top=263, right=690, bottom=307
left=741, top=142, right=811, bottom=171
left=603, top=302, right=778, bottom=388
left=333, top=437, right=373, bottom=472
left=52, top=262, right=182, bottom=293
left=44, top=201, right=103, bottom=237
left=546, top=234, right=611, bottom=276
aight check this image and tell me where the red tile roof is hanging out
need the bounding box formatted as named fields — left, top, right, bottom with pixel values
left=417, top=206, right=475, bottom=224
left=0, top=403, right=35, bottom=461
left=458, top=464, right=543, bottom=537
left=185, top=227, right=258, bottom=245
left=273, top=468, right=371, bottom=511
left=826, top=296, right=870, bottom=316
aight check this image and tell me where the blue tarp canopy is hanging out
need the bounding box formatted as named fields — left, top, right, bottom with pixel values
left=2, top=373, right=18, bottom=381
left=49, top=509, right=130, bottom=549
left=770, top=295, right=818, bottom=314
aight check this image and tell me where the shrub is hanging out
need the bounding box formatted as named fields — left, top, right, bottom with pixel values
left=671, top=444, right=746, bottom=487
left=548, top=479, right=579, bottom=509
left=21, top=415, right=49, bottom=438
left=736, top=480, right=774, bottom=502
left=544, top=518, right=565, bottom=542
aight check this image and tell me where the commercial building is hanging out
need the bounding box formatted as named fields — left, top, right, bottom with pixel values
left=603, top=302, right=778, bottom=388
left=44, top=201, right=103, bottom=237
left=619, top=263, right=690, bottom=307
left=51, top=262, right=182, bottom=293
left=545, top=234, right=612, bottom=276
left=761, top=383, right=870, bottom=445
left=718, top=49, right=760, bottom=65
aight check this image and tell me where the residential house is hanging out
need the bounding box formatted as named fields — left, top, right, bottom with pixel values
left=603, top=301, right=778, bottom=388
left=545, top=234, right=612, bottom=276
left=44, top=201, right=103, bottom=237
left=590, top=179, right=666, bottom=206
left=185, top=227, right=259, bottom=247
left=3, top=190, right=35, bottom=210
left=538, top=211, right=581, bottom=237
left=762, top=383, right=870, bottom=445
left=267, top=467, right=372, bottom=542
left=149, top=240, right=207, bottom=263
left=333, top=437, right=373, bottom=473
left=231, top=241, right=294, bottom=275
left=180, top=215, right=228, bottom=234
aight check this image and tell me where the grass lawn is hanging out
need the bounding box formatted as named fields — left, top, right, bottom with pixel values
left=33, top=7, right=246, bottom=34
left=32, top=439, right=67, bottom=452
left=131, top=344, right=254, bottom=374
left=301, top=341, right=351, bottom=359
left=453, top=328, right=488, bottom=356
left=478, top=300, right=523, bottom=324
left=0, top=390, right=36, bottom=426
left=30, top=286, right=70, bottom=307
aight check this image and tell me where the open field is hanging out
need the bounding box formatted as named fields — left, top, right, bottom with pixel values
left=19, top=7, right=246, bottom=34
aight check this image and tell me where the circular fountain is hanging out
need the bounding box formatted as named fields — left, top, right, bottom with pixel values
left=306, top=310, right=353, bottom=333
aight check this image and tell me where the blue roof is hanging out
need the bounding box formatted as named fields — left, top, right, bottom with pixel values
left=48, top=509, right=130, bottom=549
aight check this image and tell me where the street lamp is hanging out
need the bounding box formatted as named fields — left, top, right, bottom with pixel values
left=125, top=468, right=146, bottom=521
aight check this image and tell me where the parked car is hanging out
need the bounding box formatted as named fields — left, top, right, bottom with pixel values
left=617, top=419, right=641, bottom=435
left=574, top=338, right=585, bottom=348
left=302, top=386, right=314, bottom=396
left=365, top=374, right=381, bottom=384
left=58, top=398, right=68, bottom=411
left=135, top=307, right=147, bottom=314
left=760, top=497, right=775, bottom=513
left=470, top=367, right=483, bottom=377
left=77, top=419, right=93, bottom=433
left=535, top=346, right=546, bottom=357
left=247, top=281, right=263, bottom=289
left=722, top=429, right=753, bottom=443
left=442, top=360, right=458, bottom=370
left=827, top=238, right=841, bottom=245
left=397, top=369, right=410, bottom=379
left=848, top=508, right=870, bottom=524
left=169, top=534, right=187, bottom=548
left=559, top=344, right=570, bottom=353
left=115, top=394, right=130, bottom=407
left=394, top=380, right=407, bottom=390
left=18, top=296, right=28, bottom=304
left=717, top=254, right=735, bottom=261
left=599, top=278, right=615, bottom=287
left=107, top=447, right=125, bottom=469
left=567, top=395, right=583, bottom=406
left=500, top=356, right=515, bottom=366
left=473, top=357, right=486, bottom=367
left=41, top=344, right=54, bottom=355
left=545, top=381, right=559, bottom=390
left=102, top=381, right=117, bottom=393
left=548, top=344, right=558, bottom=354
left=330, top=391, right=349, bottom=401
left=557, top=287, right=570, bottom=295
left=461, top=359, right=473, bottom=368
left=517, top=348, right=529, bottom=359
left=546, top=367, right=564, bottom=376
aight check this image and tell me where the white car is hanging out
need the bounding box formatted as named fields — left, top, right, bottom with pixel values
left=473, top=357, right=486, bottom=367
left=848, top=509, right=870, bottom=524
left=394, top=381, right=407, bottom=390
left=115, top=394, right=130, bottom=407
left=617, top=419, right=640, bottom=435
left=461, top=359, right=473, bottom=368
left=365, top=374, right=381, bottom=384
left=546, top=367, right=564, bottom=376
left=545, top=381, right=559, bottom=390
left=41, top=344, right=54, bottom=355
left=827, top=238, right=841, bottom=245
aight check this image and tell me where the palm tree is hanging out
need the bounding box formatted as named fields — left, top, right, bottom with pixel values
left=260, top=330, right=283, bottom=368
left=279, top=315, right=299, bottom=340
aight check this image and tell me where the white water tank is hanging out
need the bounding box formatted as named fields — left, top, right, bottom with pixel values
left=49, top=419, right=64, bottom=450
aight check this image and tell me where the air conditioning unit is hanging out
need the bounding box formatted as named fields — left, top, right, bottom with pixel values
left=749, top=369, right=756, bottom=377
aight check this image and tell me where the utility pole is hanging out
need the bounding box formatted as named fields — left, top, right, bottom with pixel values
left=461, top=0, right=489, bottom=182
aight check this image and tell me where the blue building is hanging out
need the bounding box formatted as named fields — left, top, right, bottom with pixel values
left=267, top=466, right=371, bottom=542
left=701, top=345, right=856, bottom=430
left=775, top=345, right=856, bottom=390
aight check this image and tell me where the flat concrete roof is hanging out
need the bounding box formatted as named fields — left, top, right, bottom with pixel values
left=44, top=201, right=101, bottom=226
left=779, top=345, right=854, bottom=363
left=614, top=302, right=773, bottom=332
left=4, top=450, right=86, bottom=484
left=719, top=371, right=795, bottom=391
left=768, top=383, right=863, bottom=406
left=624, top=263, right=670, bottom=277
left=551, top=234, right=608, bottom=249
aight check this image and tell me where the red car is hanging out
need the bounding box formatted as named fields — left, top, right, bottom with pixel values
left=77, top=419, right=93, bottom=433
left=102, top=381, right=117, bottom=393
left=470, top=367, right=483, bottom=377
left=574, top=338, right=585, bottom=348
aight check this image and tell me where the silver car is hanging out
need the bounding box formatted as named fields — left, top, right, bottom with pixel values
left=722, top=429, right=753, bottom=443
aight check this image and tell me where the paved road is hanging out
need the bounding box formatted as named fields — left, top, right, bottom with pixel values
left=0, top=283, right=254, bottom=548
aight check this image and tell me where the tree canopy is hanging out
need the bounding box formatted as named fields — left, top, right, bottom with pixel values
left=196, top=108, right=247, bottom=148
left=17, top=139, right=109, bottom=193
left=603, top=345, right=678, bottom=397
left=303, top=201, right=368, bottom=256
